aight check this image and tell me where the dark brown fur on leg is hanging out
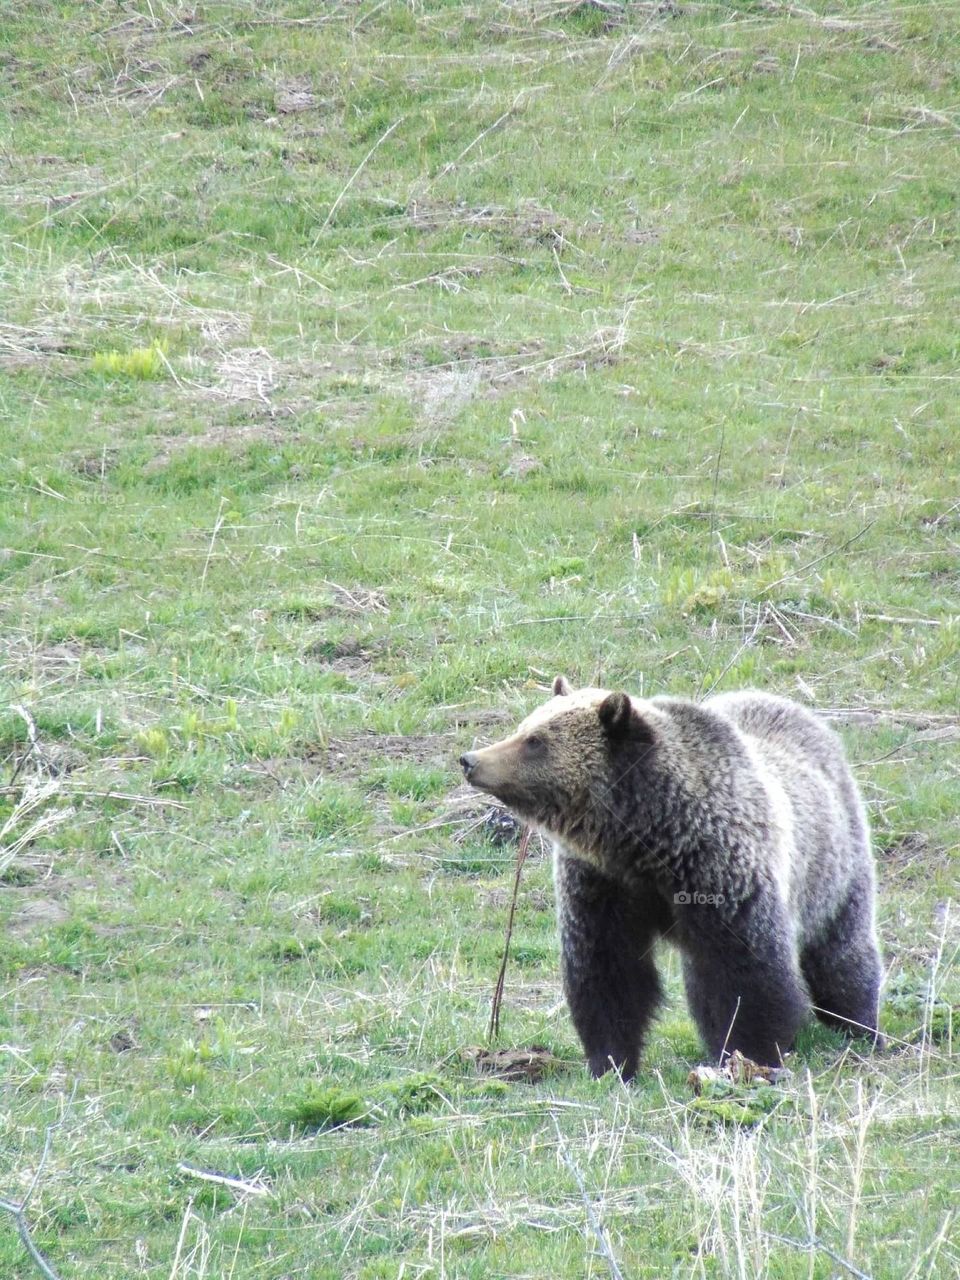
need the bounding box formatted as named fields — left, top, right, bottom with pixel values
left=555, top=854, right=668, bottom=1079
left=801, top=882, right=883, bottom=1045
left=680, top=897, right=810, bottom=1065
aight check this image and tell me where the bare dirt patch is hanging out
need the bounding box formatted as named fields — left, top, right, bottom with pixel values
left=405, top=365, right=482, bottom=424
left=404, top=337, right=547, bottom=368
left=235, top=730, right=458, bottom=792
left=323, top=655, right=387, bottom=683
left=36, top=743, right=88, bottom=776
left=407, top=198, right=575, bottom=246
left=322, top=582, right=389, bottom=616
left=320, top=730, right=456, bottom=780
left=304, top=635, right=371, bottom=662
left=397, top=340, right=549, bottom=413
left=143, top=420, right=298, bottom=473
left=3, top=638, right=94, bottom=682
left=108, top=1026, right=139, bottom=1053
left=919, top=503, right=960, bottom=532
left=73, top=448, right=121, bottom=479
left=0, top=326, right=81, bottom=371
left=9, top=894, right=70, bottom=936
left=275, top=78, right=317, bottom=114
left=406, top=198, right=660, bottom=254
left=303, top=634, right=388, bottom=683
left=479, top=885, right=550, bottom=912
left=446, top=706, right=514, bottom=730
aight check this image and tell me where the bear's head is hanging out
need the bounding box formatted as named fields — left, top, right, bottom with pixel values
left=460, top=676, right=655, bottom=848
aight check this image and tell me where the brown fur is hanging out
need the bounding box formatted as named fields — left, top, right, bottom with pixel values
left=461, top=680, right=882, bottom=1079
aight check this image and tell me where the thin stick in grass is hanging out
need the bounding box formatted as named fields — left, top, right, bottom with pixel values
left=200, top=496, right=228, bottom=595
left=488, top=825, right=532, bottom=1043
left=313, top=117, right=404, bottom=242
left=0, top=1107, right=72, bottom=1280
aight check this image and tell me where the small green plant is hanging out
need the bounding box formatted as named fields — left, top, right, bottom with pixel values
left=265, top=934, right=323, bottom=963
left=389, top=798, right=421, bottom=827
left=542, top=556, right=586, bottom=581
left=136, top=727, right=169, bottom=758
left=885, top=972, right=958, bottom=1044
left=286, top=1084, right=374, bottom=1130
left=167, top=1053, right=210, bottom=1089
left=662, top=566, right=735, bottom=616
left=43, top=921, right=104, bottom=974
left=165, top=1021, right=242, bottom=1086
left=316, top=895, right=365, bottom=926
left=379, top=1073, right=448, bottom=1118
left=150, top=756, right=204, bottom=792
left=91, top=341, right=168, bottom=380
left=277, top=706, right=298, bottom=735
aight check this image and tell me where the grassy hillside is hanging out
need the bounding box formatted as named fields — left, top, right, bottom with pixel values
left=1, top=1, right=958, bottom=1276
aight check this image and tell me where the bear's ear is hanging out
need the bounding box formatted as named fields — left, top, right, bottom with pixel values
left=598, top=691, right=632, bottom=738
left=598, top=691, right=653, bottom=744
left=552, top=675, right=573, bottom=697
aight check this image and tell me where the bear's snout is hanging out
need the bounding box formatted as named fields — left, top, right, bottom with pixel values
left=460, top=751, right=479, bottom=779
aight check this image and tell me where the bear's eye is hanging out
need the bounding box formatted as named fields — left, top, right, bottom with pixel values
left=525, top=734, right=546, bottom=752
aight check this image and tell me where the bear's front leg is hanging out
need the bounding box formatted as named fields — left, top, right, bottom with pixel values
left=554, top=852, right=665, bottom=1080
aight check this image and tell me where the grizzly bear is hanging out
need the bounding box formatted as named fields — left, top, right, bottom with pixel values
left=460, top=679, right=882, bottom=1079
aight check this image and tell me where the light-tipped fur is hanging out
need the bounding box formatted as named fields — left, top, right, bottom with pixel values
left=461, top=681, right=882, bottom=1079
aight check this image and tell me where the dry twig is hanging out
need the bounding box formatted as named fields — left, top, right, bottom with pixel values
left=760, top=521, right=876, bottom=595
left=176, top=1163, right=271, bottom=1198
left=488, top=825, right=532, bottom=1041
left=0, top=1105, right=73, bottom=1280
left=313, top=117, right=404, bottom=241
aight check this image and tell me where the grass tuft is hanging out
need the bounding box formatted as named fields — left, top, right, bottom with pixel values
left=91, top=342, right=169, bottom=380
left=285, top=1084, right=375, bottom=1131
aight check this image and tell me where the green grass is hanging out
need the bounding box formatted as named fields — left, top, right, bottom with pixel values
left=90, top=341, right=169, bottom=380
left=1, top=1, right=958, bottom=1276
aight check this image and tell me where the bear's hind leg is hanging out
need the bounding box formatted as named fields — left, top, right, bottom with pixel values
left=801, top=884, right=883, bottom=1045
left=555, top=854, right=665, bottom=1080
left=681, top=902, right=809, bottom=1066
